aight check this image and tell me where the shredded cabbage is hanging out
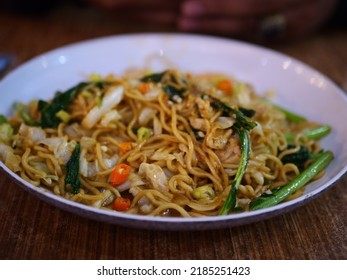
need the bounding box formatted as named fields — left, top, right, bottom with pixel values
left=40, top=137, right=77, bottom=164
left=138, top=162, right=168, bottom=192
left=0, top=123, right=13, bottom=145
left=82, top=86, right=124, bottom=129
left=0, top=144, right=22, bottom=172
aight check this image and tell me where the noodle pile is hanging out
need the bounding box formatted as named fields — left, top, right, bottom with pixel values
left=0, top=69, right=329, bottom=217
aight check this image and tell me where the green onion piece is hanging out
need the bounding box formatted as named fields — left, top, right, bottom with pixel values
left=193, top=185, right=216, bottom=201
left=81, top=90, right=93, bottom=99
left=55, top=110, right=71, bottom=124
left=219, top=129, right=250, bottom=215
left=137, top=127, right=151, bottom=142
left=250, top=151, right=333, bottom=210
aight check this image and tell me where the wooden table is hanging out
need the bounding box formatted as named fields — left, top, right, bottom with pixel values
left=0, top=3, right=346, bottom=260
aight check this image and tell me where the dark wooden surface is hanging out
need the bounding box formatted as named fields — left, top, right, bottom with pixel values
left=0, top=4, right=346, bottom=260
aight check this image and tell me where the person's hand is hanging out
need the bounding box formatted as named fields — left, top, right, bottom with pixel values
left=178, top=0, right=339, bottom=40
left=87, top=0, right=182, bottom=26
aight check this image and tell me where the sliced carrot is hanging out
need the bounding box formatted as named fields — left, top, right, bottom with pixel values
left=217, top=79, right=233, bottom=94
left=119, top=141, right=134, bottom=154
left=139, top=83, right=150, bottom=94
left=113, top=196, right=131, bottom=211
left=109, top=163, right=131, bottom=186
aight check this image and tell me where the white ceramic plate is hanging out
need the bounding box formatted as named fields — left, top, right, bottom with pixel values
left=1, top=34, right=346, bottom=230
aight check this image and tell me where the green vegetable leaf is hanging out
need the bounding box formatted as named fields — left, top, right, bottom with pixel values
left=273, top=104, right=306, bottom=122
left=239, top=107, right=256, bottom=118
left=39, top=82, right=88, bottom=128
left=163, top=85, right=186, bottom=101
left=248, top=187, right=282, bottom=209
left=140, top=71, right=167, bottom=83
left=140, top=70, right=187, bottom=102
left=281, top=145, right=310, bottom=169
left=219, top=129, right=251, bottom=215
left=65, top=143, right=81, bottom=195
left=0, top=114, right=8, bottom=124
left=209, top=96, right=257, bottom=131
left=250, top=151, right=333, bottom=210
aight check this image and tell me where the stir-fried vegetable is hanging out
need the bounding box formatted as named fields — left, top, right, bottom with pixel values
left=0, top=144, right=22, bottom=172
left=250, top=151, right=333, bottom=210
left=0, top=115, right=13, bottom=145
left=0, top=114, right=7, bottom=124
left=109, top=163, right=131, bottom=187
left=217, top=79, right=233, bottom=94
left=55, top=110, right=71, bottom=124
left=138, top=83, right=150, bottom=94
left=137, top=127, right=151, bottom=142
left=81, top=85, right=124, bottom=129
left=14, top=102, right=39, bottom=126
left=219, top=129, right=251, bottom=215
left=273, top=104, right=306, bottom=122
left=239, top=107, right=256, bottom=118
left=0, top=69, right=334, bottom=217
left=208, top=95, right=257, bottom=132
left=18, top=123, right=46, bottom=143
left=64, top=143, right=81, bottom=194
left=193, top=185, right=216, bottom=201
left=119, top=141, right=134, bottom=154
left=285, top=125, right=331, bottom=142
left=281, top=145, right=310, bottom=169
left=113, top=196, right=131, bottom=211
left=138, top=162, right=168, bottom=192
left=140, top=70, right=187, bottom=103
left=163, top=85, right=185, bottom=101
left=39, top=82, right=89, bottom=128
left=40, top=137, right=76, bottom=164
left=140, top=71, right=167, bottom=83
left=303, top=125, right=331, bottom=140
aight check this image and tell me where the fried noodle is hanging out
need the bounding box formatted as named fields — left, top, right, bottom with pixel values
left=0, top=69, right=328, bottom=217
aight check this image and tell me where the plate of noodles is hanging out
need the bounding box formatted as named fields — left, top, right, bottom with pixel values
left=0, top=33, right=346, bottom=230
